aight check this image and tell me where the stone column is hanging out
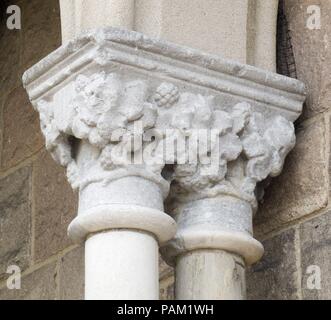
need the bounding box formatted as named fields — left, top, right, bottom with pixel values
left=161, top=103, right=301, bottom=299
left=22, top=30, right=181, bottom=299
left=23, top=28, right=305, bottom=300
left=70, top=139, right=175, bottom=300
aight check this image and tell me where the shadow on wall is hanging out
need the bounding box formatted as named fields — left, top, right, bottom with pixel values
left=276, top=0, right=297, bottom=79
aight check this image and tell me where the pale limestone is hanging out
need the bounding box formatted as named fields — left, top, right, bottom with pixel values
left=176, top=250, right=246, bottom=300
left=59, top=0, right=135, bottom=43
left=59, top=0, right=279, bottom=71
left=250, top=0, right=279, bottom=71
left=135, top=0, right=250, bottom=64
left=85, top=230, right=159, bottom=300
left=255, top=117, right=328, bottom=236
left=22, top=28, right=305, bottom=300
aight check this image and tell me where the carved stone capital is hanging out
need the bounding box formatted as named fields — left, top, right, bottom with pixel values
left=23, top=28, right=305, bottom=258
left=167, top=100, right=296, bottom=209
left=162, top=99, right=297, bottom=265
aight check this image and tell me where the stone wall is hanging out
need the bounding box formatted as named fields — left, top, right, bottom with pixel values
left=246, top=0, right=331, bottom=300
left=0, top=0, right=330, bottom=300
left=0, top=0, right=83, bottom=300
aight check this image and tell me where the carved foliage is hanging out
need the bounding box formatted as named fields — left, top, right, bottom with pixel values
left=36, top=72, right=295, bottom=205
left=169, top=99, right=295, bottom=206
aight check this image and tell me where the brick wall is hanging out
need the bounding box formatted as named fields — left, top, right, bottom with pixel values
left=0, top=0, right=330, bottom=300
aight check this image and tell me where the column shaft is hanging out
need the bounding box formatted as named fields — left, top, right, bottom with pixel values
left=85, top=230, right=158, bottom=300
left=176, top=250, right=246, bottom=300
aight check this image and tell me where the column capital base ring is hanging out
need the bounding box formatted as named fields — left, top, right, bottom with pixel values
left=68, top=204, right=177, bottom=244
left=162, top=229, right=264, bottom=266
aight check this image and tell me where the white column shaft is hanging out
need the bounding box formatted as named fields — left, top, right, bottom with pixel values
left=85, top=230, right=158, bottom=300
left=175, top=250, right=246, bottom=300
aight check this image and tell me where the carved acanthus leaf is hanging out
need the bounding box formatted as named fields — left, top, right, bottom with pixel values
left=35, top=72, right=295, bottom=205
left=169, top=99, right=296, bottom=208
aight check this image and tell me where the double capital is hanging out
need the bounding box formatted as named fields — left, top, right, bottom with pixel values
left=23, top=28, right=306, bottom=265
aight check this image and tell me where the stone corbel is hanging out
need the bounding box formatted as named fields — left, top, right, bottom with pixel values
left=23, top=28, right=306, bottom=300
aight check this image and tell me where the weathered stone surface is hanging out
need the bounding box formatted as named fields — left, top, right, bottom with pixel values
left=33, top=151, right=78, bottom=262
left=247, top=228, right=300, bottom=300
left=160, top=276, right=174, bottom=300
left=159, top=255, right=174, bottom=280
left=0, top=167, right=31, bottom=280
left=22, top=30, right=305, bottom=267
left=0, top=262, right=57, bottom=300
left=0, top=26, right=20, bottom=96
left=20, top=0, right=61, bottom=73
left=285, top=0, right=331, bottom=119
left=59, top=246, right=84, bottom=300
left=20, top=26, right=306, bottom=299
left=2, top=86, right=44, bottom=170
left=300, top=211, right=331, bottom=299
left=0, top=96, right=3, bottom=165
left=255, top=117, right=328, bottom=236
